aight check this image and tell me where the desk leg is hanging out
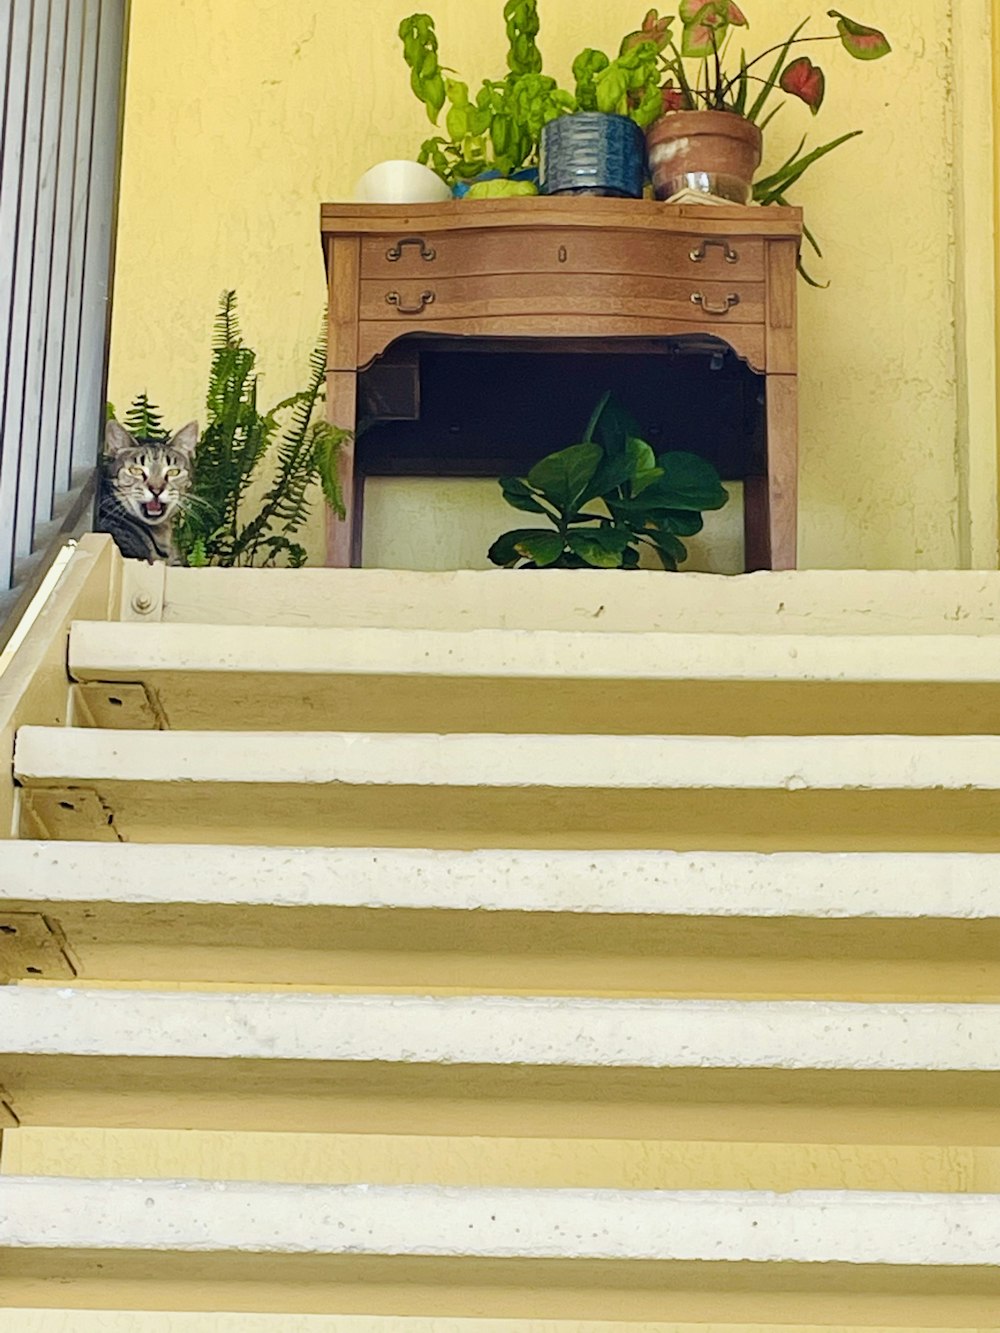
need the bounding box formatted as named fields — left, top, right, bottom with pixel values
left=325, top=370, right=358, bottom=568
left=747, top=373, right=798, bottom=571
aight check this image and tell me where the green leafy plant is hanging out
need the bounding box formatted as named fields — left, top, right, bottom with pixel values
left=399, top=1, right=677, bottom=187
left=571, top=38, right=668, bottom=130
left=489, top=393, right=727, bottom=570
left=400, top=2, right=572, bottom=186
left=120, top=292, right=348, bottom=569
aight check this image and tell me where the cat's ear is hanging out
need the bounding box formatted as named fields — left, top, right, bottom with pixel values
left=169, top=421, right=199, bottom=458
left=105, top=419, right=134, bottom=456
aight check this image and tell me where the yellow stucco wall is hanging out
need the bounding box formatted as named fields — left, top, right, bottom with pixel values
left=107, top=0, right=996, bottom=572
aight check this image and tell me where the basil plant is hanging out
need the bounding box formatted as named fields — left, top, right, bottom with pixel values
left=489, top=393, right=727, bottom=570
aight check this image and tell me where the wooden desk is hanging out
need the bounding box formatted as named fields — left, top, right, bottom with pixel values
left=321, top=198, right=802, bottom=570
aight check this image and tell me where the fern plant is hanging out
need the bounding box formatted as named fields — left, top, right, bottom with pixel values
left=169, top=291, right=348, bottom=568
left=122, top=393, right=169, bottom=442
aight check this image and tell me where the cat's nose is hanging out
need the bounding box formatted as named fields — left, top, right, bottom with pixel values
left=148, top=481, right=165, bottom=496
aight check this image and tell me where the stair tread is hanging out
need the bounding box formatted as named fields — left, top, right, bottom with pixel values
left=68, top=621, right=1000, bottom=735
left=18, top=727, right=1000, bottom=789
left=17, top=729, right=1000, bottom=851
left=6, top=842, right=1000, bottom=916
left=4, top=1176, right=1000, bottom=1266
left=5, top=988, right=1000, bottom=1069
left=69, top=621, right=1000, bottom=683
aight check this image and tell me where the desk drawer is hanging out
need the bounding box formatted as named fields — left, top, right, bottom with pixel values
left=362, top=271, right=764, bottom=325
left=361, top=228, right=765, bottom=283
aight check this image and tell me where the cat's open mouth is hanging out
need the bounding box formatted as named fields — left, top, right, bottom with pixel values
left=142, top=500, right=165, bottom=519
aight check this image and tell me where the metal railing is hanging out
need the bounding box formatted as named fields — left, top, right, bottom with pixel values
left=0, top=0, right=128, bottom=626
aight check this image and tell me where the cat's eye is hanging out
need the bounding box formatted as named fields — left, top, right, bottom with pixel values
left=128, top=465, right=144, bottom=476
left=166, top=467, right=181, bottom=477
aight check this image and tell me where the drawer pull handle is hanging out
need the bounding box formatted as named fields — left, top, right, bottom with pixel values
left=386, top=289, right=436, bottom=315
left=691, top=291, right=740, bottom=316
left=386, top=236, right=437, bottom=262
left=558, top=245, right=568, bottom=263
left=690, top=239, right=739, bottom=264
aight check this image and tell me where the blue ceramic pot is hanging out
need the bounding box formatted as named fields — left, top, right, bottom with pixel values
left=539, top=113, right=645, bottom=198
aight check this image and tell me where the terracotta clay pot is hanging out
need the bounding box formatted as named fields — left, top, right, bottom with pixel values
left=646, top=111, right=762, bottom=204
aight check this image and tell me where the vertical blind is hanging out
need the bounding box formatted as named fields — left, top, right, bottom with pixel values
left=0, top=0, right=128, bottom=595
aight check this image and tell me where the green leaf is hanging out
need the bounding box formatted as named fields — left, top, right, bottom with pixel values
left=580, top=450, right=634, bottom=503
left=647, top=529, right=688, bottom=568
left=582, top=392, right=644, bottom=453
left=753, top=129, right=862, bottom=201
left=488, top=528, right=564, bottom=568
left=500, top=476, right=548, bottom=513
left=828, top=10, right=891, bottom=60
left=654, top=508, right=705, bottom=536
left=527, top=442, right=603, bottom=511
left=732, top=50, right=749, bottom=116
left=745, top=17, right=809, bottom=124
left=650, top=450, right=728, bottom=510
left=515, top=530, right=565, bottom=566
left=625, top=436, right=657, bottom=479
left=567, top=530, right=627, bottom=568
left=631, top=466, right=665, bottom=497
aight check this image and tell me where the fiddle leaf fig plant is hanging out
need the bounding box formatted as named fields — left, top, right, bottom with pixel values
left=489, top=393, right=728, bottom=570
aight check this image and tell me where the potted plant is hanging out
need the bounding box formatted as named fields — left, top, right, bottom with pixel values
left=645, top=6, right=891, bottom=251
left=488, top=392, right=728, bottom=570
left=399, top=4, right=669, bottom=200
left=537, top=29, right=667, bottom=198
left=399, top=3, right=572, bottom=196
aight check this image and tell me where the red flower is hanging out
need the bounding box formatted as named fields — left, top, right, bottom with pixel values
left=780, top=56, right=826, bottom=113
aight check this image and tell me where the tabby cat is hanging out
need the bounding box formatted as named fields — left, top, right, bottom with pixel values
left=98, top=419, right=197, bottom=562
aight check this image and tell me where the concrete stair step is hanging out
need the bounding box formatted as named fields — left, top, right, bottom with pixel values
left=2, top=1177, right=999, bottom=1322
left=149, top=565, right=1000, bottom=636
left=4, top=843, right=1000, bottom=995
left=2, top=989, right=999, bottom=1140
left=15, top=728, right=1000, bottom=850
left=68, top=621, right=1000, bottom=735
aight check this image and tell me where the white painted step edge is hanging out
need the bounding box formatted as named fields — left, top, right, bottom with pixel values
left=6, top=843, right=1000, bottom=918
left=3, top=1178, right=1000, bottom=1266
left=4, top=990, right=1000, bottom=1071
left=67, top=622, right=1000, bottom=684
left=18, top=729, right=1000, bottom=790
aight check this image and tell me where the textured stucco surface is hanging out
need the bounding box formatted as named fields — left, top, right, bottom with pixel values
left=107, top=0, right=966, bottom=570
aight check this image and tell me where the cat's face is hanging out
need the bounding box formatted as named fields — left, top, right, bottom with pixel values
left=105, top=420, right=197, bottom=526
